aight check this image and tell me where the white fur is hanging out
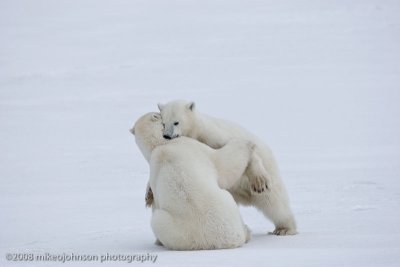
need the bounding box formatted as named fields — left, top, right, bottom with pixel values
left=132, top=112, right=252, bottom=250
left=158, top=100, right=298, bottom=235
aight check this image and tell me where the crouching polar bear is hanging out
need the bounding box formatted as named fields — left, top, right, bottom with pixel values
left=131, top=112, right=261, bottom=250
left=156, top=100, right=297, bottom=235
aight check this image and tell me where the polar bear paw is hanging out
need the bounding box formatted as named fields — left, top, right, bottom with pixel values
left=249, top=174, right=269, bottom=193
left=271, top=227, right=298, bottom=236
left=247, top=152, right=271, bottom=193
left=155, top=239, right=163, bottom=246
left=145, top=187, right=154, bottom=207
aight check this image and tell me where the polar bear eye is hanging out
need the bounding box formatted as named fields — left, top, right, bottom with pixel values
left=174, top=122, right=179, bottom=126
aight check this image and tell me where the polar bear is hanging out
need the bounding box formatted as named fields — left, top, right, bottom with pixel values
left=131, top=112, right=257, bottom=250
left=156, top=100, right=297, bottom=235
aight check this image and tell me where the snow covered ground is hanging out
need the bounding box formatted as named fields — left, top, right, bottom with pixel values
left=1, top=0, right=400, bottom=266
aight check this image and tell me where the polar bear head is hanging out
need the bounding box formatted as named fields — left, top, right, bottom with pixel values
left=130, top=112, right=165, bottom=162
left=157, top=100, right=196, bottom=140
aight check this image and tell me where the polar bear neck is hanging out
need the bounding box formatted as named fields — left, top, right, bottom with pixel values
left=186, top=112, right=206, bottom=139
left=194, top=114, right=228, bottom=149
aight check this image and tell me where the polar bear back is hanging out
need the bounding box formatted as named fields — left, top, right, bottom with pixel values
left=200, top=114, right=261, bottom=143
left=149, top=138, right=247, bottom=250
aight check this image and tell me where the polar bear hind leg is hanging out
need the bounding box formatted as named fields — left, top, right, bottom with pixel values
left=252, top=190, right=298, bottom=235
left=151, top=209, right=190, bottom=250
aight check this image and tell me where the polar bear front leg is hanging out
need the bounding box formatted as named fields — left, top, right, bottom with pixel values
left=246, top=151, right=271, bottom=193
left=214, top=139, right=256, bottom=190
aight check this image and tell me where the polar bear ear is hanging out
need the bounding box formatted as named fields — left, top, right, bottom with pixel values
left=187, top=101, right=195, bottom=111
left=157, top=103, right=165, bottom=111
left=151, top=113, right=161, bottom=121
left=130, top=127, right=135, bottom=135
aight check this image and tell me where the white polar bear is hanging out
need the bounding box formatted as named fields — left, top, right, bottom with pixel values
left=131, top=112, right=256, bottom=250
left=157, top=100, right=297, bottom=235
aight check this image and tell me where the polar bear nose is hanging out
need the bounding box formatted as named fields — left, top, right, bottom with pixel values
left=163, top=135, right=172, bottom=140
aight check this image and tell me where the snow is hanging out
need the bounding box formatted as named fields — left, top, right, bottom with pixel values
left=1, top=0, right=400, bottom=266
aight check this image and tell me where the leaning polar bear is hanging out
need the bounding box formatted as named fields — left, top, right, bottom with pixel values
left=131, top=112, right=258, bottom=250
left=156, top=100, right=297, bottom=235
